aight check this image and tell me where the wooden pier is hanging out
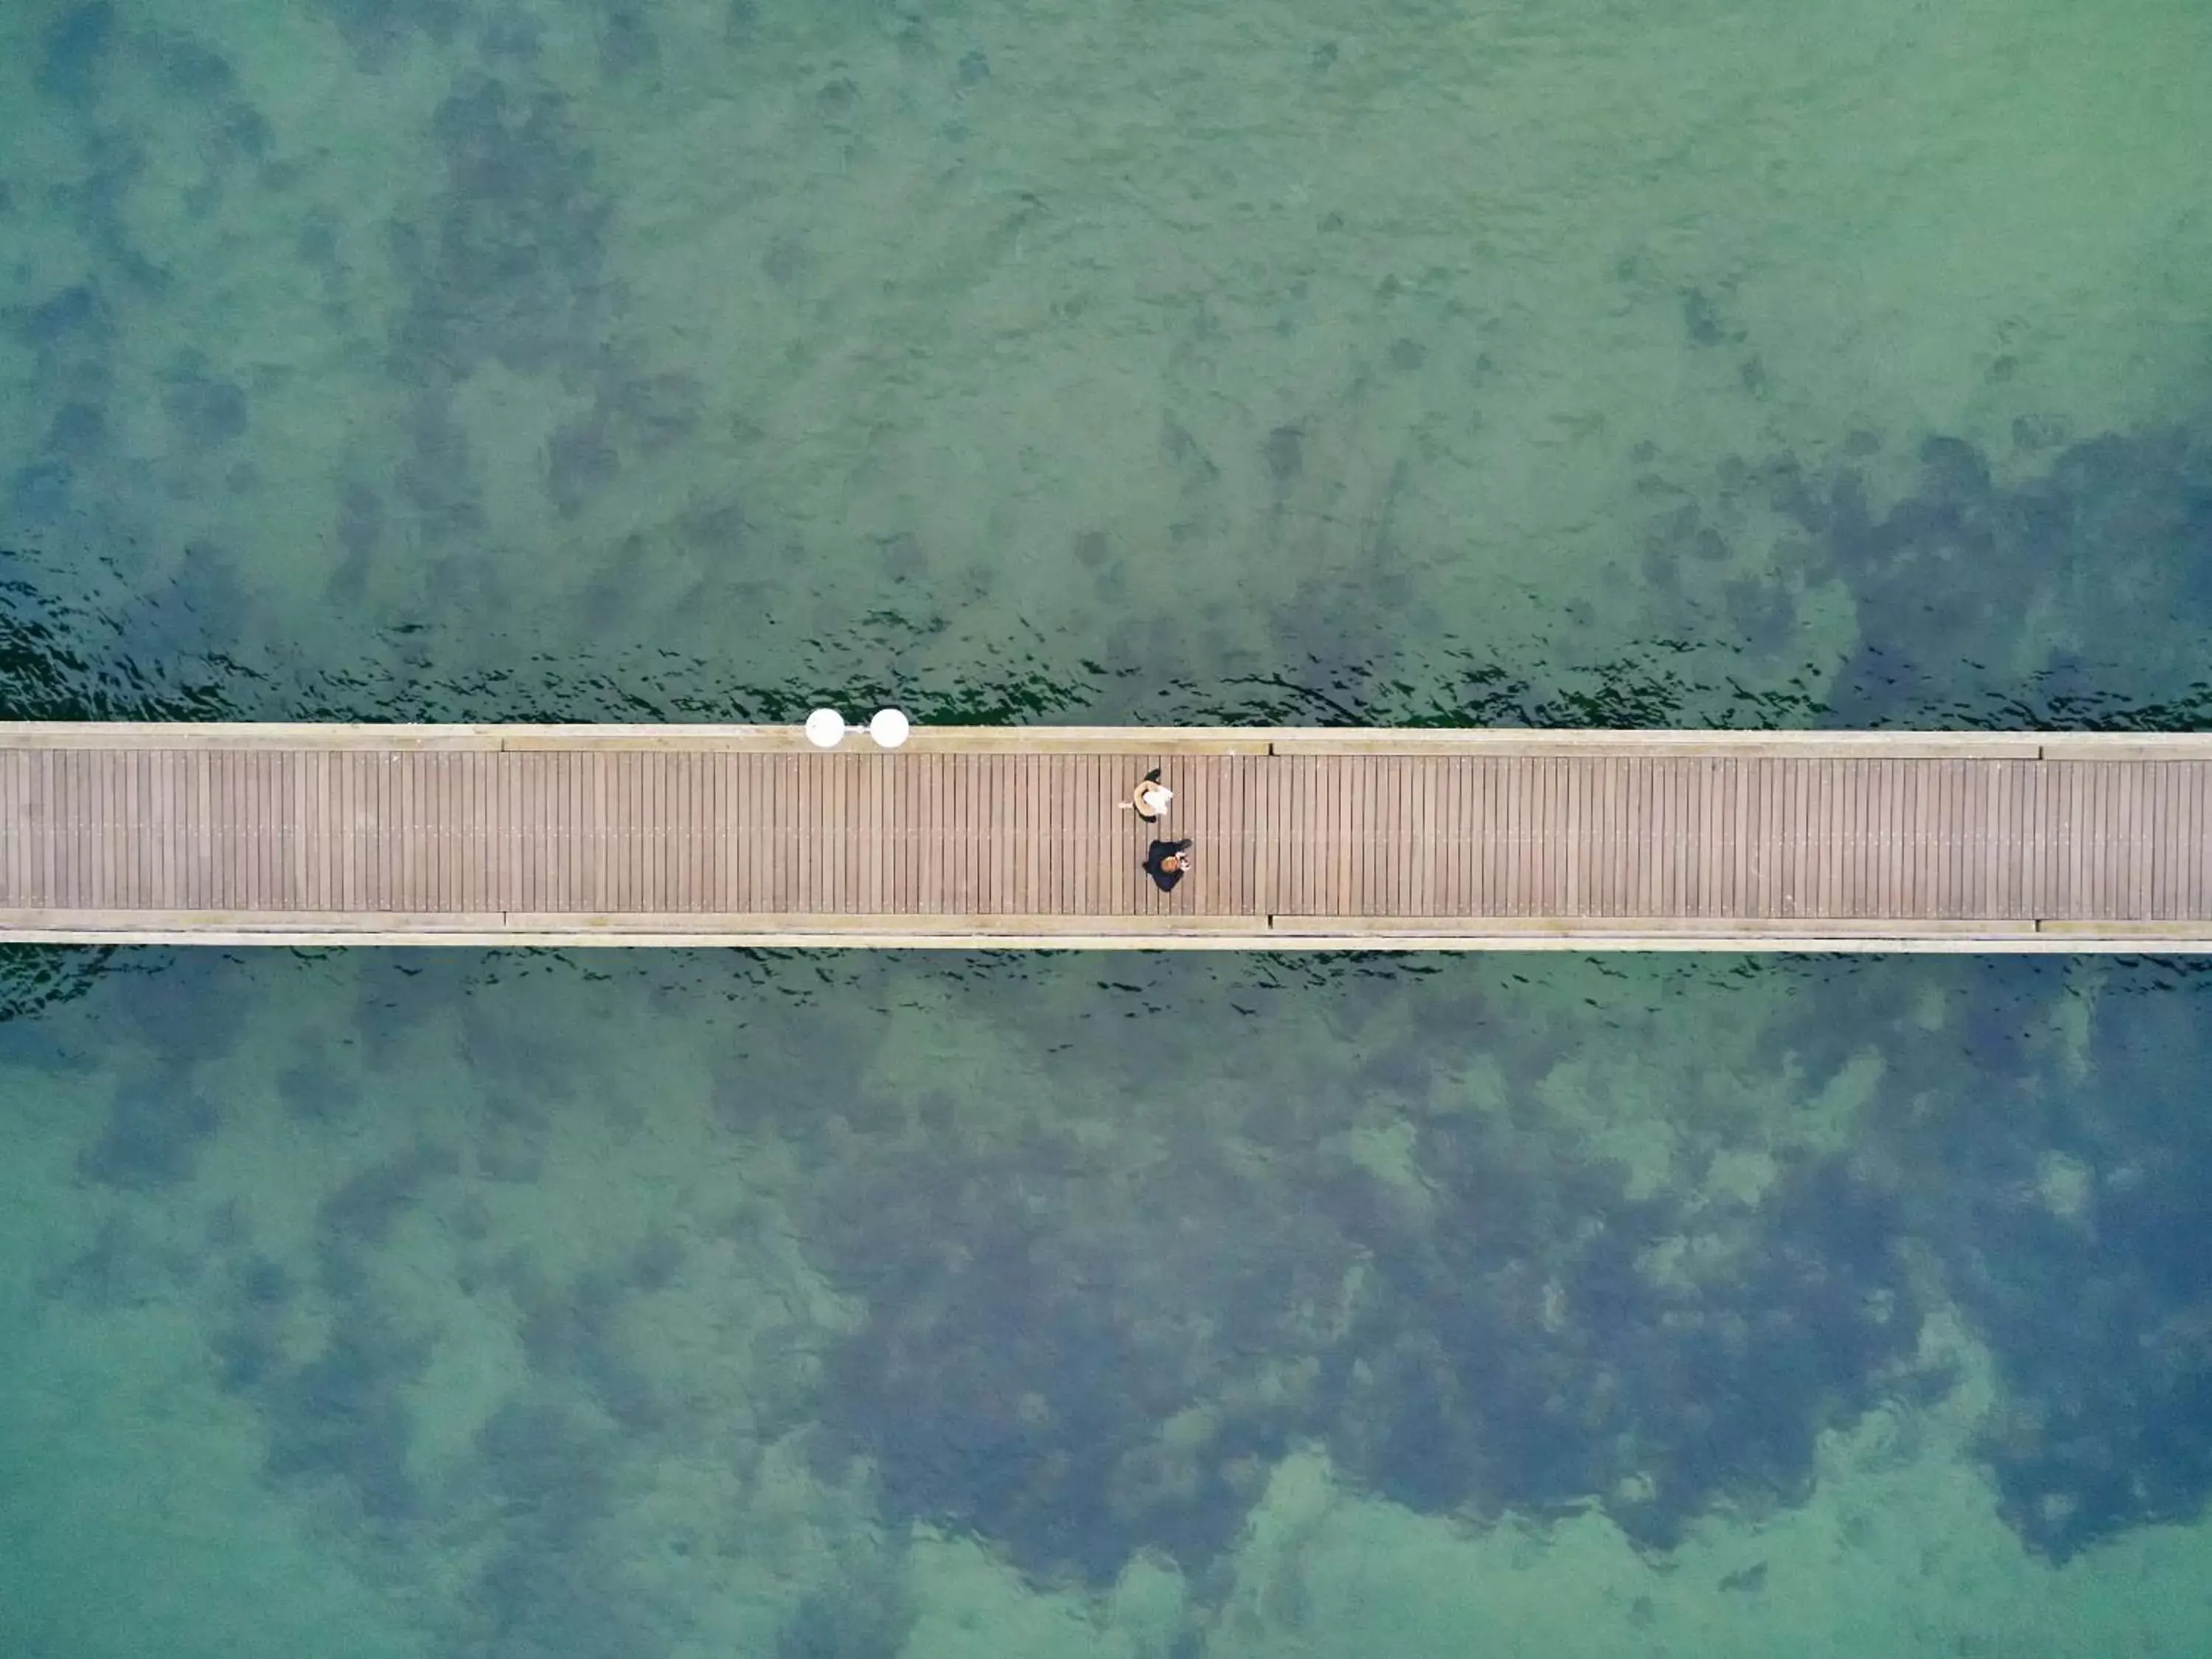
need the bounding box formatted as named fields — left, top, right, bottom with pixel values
left=1, top=723, right=2210, bottom=950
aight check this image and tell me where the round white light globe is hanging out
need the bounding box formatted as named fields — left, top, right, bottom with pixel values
left=804, top=708, right=847, bottom=749
left=869, top=708, right=911, bottom=748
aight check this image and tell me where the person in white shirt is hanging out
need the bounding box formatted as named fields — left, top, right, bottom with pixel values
left=1127, top=767, right=1174, bottom=821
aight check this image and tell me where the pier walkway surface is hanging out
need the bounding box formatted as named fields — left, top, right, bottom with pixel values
left=2, top=723, right=2211, bottom=951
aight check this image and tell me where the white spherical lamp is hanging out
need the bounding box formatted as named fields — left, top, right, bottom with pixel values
left=869, top=708, right=911, bottom=749
left=804, top=708, right=846, bottom=749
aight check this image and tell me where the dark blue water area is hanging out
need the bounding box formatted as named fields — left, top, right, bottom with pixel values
left=8, top=411, right=2212, bottom=731
left=9, top=935, right=2212, bottom=1631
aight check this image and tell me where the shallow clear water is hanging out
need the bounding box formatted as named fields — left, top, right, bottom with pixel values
left=4, top=0, right=2212, bottom=1653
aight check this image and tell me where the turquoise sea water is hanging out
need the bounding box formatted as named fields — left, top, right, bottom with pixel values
left=5, top=0, right=2212, bottom=1654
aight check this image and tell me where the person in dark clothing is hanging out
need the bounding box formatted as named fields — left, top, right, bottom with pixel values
left=1144, top=838, right=1193, bottom=892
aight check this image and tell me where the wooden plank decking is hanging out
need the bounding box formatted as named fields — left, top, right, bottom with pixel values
left=2, top=723, right=2211, bottom=950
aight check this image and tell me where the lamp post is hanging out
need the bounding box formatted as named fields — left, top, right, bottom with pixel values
left=803, top=707, right=911, bottom=750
